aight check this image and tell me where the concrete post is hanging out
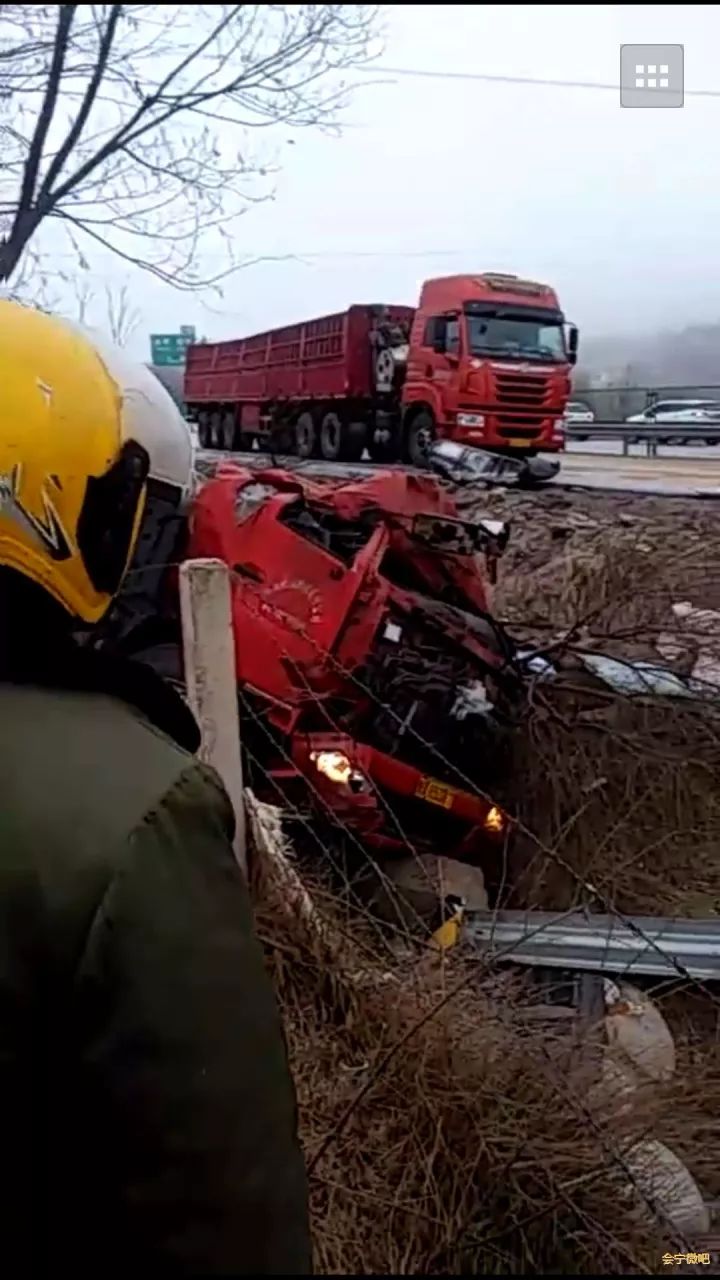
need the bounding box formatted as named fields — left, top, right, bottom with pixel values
left=179, top=557, right=246, bottom=875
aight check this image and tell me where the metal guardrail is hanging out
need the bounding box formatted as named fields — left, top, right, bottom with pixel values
left=196, top=424, right=720, bottom=470
left=466, top=910, right=720, bottom=981
left=565, top=421, right=720, bottom=456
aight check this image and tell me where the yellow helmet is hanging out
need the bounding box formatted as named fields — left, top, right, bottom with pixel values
left=0, top=300, right=192, bottom=624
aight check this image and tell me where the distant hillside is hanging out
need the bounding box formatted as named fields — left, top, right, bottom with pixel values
left=579, top=324, right=720, bottom=390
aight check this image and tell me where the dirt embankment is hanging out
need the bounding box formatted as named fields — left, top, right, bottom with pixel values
left=245, top=478, right=720, bottom=1275
left=458, top=486, right=720, bottom=919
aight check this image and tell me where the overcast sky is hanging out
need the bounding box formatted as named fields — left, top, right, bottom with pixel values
left=46, top=4, right=720, bottom=358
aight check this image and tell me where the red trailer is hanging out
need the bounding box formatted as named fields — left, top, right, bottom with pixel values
left=184, top=273, right=578, bottom=465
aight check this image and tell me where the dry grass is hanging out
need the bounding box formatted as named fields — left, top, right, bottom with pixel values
left=506, top=686, right=720, bottom=917
left=489, top=501, right=720, bottom=918
left=250, top=486, right=720, bottom=1274
left=253, top=840, right=720, bottom=1275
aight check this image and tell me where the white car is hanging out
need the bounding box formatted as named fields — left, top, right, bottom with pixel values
left=625, top=399, right=720, bottom=445
left=564, top=400, right=595, bottom=424
left=563, top=400, right=595, bottom=441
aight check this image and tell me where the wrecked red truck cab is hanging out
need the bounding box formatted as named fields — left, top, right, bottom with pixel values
left=189, top=461, right=520, bottom=869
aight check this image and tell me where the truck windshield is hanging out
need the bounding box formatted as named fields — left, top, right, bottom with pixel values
left=465, top=312, right=566, bottom=362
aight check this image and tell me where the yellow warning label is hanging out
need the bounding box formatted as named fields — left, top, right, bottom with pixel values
left=415, top=776, right=456, bottom=810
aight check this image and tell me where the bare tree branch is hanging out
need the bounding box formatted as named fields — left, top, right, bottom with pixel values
left=73, top=275, right=93, bottom=324
left=38, top=3, right=122, bottom=199
left=103, top=281, right=140, bottom=345
left=7, top=3, right=76, bottom=265
left=63, top=275, right=140, bottom=344
left=0, top=4, right=379, bottom=288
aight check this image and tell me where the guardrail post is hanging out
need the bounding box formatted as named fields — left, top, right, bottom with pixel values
left=566, top=420, right=720, bottom=455
left=179, top=557, right=246, bottom=875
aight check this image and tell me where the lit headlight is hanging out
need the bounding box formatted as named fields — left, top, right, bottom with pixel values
left=310, top=750, right=366, bottom=791
left=457, top=413, right=486, bottom=428
left=484, top=805, right=505, bottom=833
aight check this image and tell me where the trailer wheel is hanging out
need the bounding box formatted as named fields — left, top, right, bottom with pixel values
left=320, top=412, right=365, bottom=462
left=404, top=409, right=435, bottom=468
left=295, top=411, right=317, bottom=459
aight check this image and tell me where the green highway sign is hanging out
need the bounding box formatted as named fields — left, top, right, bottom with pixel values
left=150, top=327, right=196, bottom=366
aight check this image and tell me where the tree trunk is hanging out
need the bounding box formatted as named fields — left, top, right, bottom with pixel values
left=0, top=213, right=42, bottom=283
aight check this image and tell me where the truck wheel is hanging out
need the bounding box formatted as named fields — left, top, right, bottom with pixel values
left=404, top=409, right=435, bottom=468
left=320, top=412, right=366, bottom=462
left=295, top=411, right=317, bottom=459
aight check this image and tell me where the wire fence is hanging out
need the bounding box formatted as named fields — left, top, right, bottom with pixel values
left=119, top=468, right=720, bottom=1272
left=242, top=587, right=720, bottom=1272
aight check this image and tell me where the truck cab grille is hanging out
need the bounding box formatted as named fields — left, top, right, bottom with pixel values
left=493, top=371, right=551, bottom=410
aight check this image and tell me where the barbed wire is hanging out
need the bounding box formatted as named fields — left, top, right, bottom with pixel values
left=115, top=552, right=720, bottom=1250
left=253, top=592, right=720, bottom=1000
left=112, top=461, right=720, bottom=1251
left=119, top=534, right=720, bottom=1004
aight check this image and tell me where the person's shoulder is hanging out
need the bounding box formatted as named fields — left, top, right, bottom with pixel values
left=0, top=681, right=197, bottom=870
left=0, top=681, right=236, bottom=992
left=0, top=677, right=191, bottom=760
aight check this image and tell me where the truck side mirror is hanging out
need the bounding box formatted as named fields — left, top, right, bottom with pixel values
left=566, top=324, right=579, bottom=366
left=432, top=323, right=447, bottom=356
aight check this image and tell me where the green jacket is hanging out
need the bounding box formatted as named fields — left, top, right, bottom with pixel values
left=0, top=672, right=310, bottom=1275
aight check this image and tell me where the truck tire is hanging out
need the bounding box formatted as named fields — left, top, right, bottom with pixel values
left=320, top=412, right=366, bottom=462
left=295, top=411, right=317, bottom=459
left=404, top=409, right=435, bottom=468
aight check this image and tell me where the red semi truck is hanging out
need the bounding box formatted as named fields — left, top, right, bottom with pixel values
left=184, top=272, right=578, bottom=465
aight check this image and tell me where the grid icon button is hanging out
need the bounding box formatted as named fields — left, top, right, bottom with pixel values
left=621, top=45, right=683, bottom=107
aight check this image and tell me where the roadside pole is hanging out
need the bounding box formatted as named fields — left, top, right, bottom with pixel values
left=179, top=558, right=246, bottom=875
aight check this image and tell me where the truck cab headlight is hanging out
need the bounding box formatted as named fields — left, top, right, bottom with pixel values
left=310, top=750, right=367, bottom=791
left=484, top=805, right=505, bottom=833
